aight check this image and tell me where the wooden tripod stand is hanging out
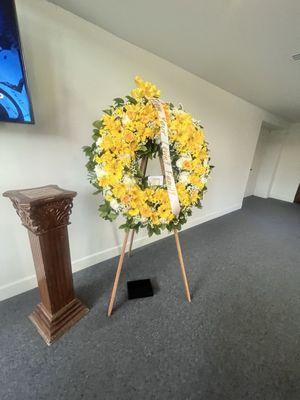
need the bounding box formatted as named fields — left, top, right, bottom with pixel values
left=107, top=156, right=191, bottom=316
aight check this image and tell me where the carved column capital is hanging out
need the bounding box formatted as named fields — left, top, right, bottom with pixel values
left=3, top=185, right=77, bottom=235
left=11, top=197, right=74, bottom=235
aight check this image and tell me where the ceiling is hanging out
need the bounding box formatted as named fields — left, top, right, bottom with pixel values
left=48, top=0, right=300, bottom=122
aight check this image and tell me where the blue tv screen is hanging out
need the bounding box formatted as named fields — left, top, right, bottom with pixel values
left=0, top=0, right=34, bottom=124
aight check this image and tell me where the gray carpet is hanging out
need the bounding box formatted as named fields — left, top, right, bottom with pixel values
left=0, top=196, right=299, bottom=400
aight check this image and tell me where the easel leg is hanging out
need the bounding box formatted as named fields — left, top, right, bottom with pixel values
left=108, top=231, right=130, bottom=316
left=173, top=229, right=191, bottom=302
left=128, top=230, right=135, bottom=257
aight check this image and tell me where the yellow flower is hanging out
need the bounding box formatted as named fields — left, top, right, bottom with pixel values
left=190, top=190, right=199, bottom=203
left=182, top=160, right=192, bottom=170
left=150, top=213, right=160, bottom=225
left=124, top=130, right=135, bottom=142
left=131, top=76, right=161, bottom=99
left=128, top=209, right=139, bottom=216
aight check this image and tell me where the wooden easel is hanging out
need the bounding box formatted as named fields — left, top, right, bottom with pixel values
left=107, top=156, right=191, bottom=316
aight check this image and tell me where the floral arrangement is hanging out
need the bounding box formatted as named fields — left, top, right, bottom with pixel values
left=83, top=76, right=212, bottom=236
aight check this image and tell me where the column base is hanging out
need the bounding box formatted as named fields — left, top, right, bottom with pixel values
left=29, top=298, right=89, bottom=345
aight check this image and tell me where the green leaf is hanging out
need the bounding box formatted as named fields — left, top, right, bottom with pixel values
left=108, top=212, right=118, bottom=221
left=153, top=226, right=161, bottom=235
left=82, top=146, right=92, bottom=157
left=93, top=120, right=103, bottom=129
left=85, top=160, right=95, bottom=171
left=166, top=224, right=173, bottom=232
left=99, top=203, right=110, bottom=217
left=92, top=132, right=99, bottom=142
left=120, top=223, right=130, bottom=232
left=114, top=97, right=124, bottom=106
left=147, top=225, right=154, bottom=237
left=103, top=109, right=113, bottom=116
left=125, top=95, right=137, bottom=105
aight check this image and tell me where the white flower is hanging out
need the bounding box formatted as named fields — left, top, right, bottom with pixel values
left=155, top=135, right=161, bottom=144
left=201, top=176, right=208, bottom=184
left=110, top=199, right=121, bottom=211
left=119, top=153, right=131, bottom=161
left=96, top=137, right=103, bottom=148
left=94, top=164, right=106, bottom=178
left=122, top=114, right=131, bottom=125
left=174, top=107, right=184, bottom=115
left=176, top=159, right=182, bottom=169
left=176, top=154, right=192, bottom=169
left=123, top=175, right=135, bottom=187
left=103, top=188, right=112, bottom=197
left=140, top=217, right=148, bottom=224
left=147, top=121, right=156, bottom=129
left=133, top=216, right=147, bottom=224
left=179, top=171, right=190, bottom=185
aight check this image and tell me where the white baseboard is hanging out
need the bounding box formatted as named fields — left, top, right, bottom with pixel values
left=0, top=275, right=38, bottom=302
left=0, top=203, right=241, bottom=302
left=269, top=195, right=292, bottom=203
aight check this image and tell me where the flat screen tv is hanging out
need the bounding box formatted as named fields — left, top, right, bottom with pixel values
left=0, top=0, right=34, bottom=124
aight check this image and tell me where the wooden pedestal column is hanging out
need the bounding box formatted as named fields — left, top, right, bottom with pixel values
left=3, top=185, right=88, bottom=345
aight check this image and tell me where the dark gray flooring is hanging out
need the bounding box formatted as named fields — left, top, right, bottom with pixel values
left=0, top=196, right=299, bottom=400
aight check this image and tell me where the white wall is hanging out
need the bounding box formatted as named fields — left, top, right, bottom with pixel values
left=253, top=129, right=285, bottom=198
left=270, top=124, right=300, bottom=202
left=0, top=0, right=287, bottom=301
left=245, top=123, right=300, bottom=202
left=245, top=125, right=270, bottom=197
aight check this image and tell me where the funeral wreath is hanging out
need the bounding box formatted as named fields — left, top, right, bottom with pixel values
left=83, top=77, right=212, bottom=236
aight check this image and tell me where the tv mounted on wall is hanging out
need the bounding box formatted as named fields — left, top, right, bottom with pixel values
left=0, top=0, right=34, bottom=124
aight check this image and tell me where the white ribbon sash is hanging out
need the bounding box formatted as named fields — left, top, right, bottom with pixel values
left=151, top=99, right=181, bottom=216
